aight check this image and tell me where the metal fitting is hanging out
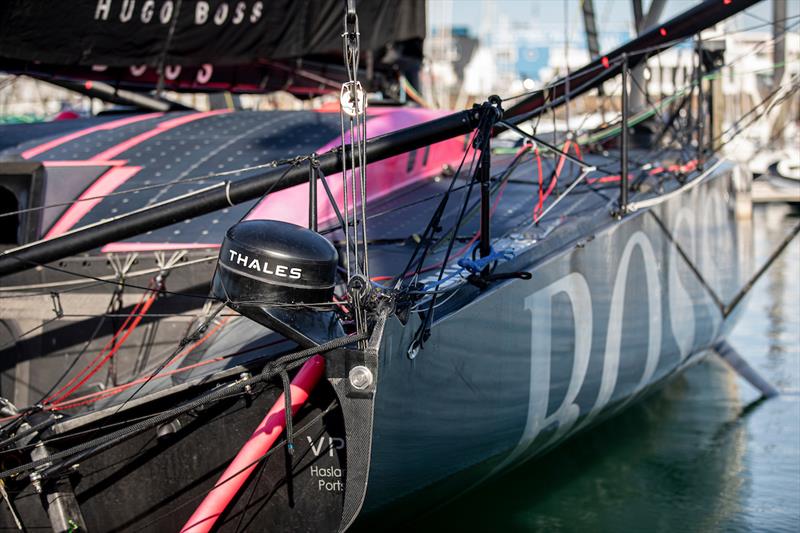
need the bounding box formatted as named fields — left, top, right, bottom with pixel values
left=348, top=365, right=373, bottom=390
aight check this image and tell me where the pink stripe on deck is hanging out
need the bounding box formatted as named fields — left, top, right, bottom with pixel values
left=43, top=160, right=127, bottom=167
left=101, top=242, right=220, bottom=253
left=44, top=166, right=142, bottom=239
left=245, top=108, right=466, bottom=226
left=21, top=113, right=163, bottom=159
left=43, top=110, right=234, bottom=240
left=90, top=110, right=232, bottom=161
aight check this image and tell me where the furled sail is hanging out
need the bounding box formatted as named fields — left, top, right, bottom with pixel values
left=0, top=0, right=425, bottom=95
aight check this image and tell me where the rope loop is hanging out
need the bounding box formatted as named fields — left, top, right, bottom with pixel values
left=457, top=243, right=514, bottom=275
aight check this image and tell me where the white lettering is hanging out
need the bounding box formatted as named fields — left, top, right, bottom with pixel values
left=213, top=3, right=229, bottom=25
left=317, top=479, right=343, bottom=491
left=502, top=272, right=592, bottom=469
left=159, top=0, right=174, bottom=23
left=309, top=465, right=342, bottom=477
left=582, top=231, right=661, bottom=430
left=232, top=1, right=246, bottom=24
left=250, top=1, right=263, bottom=23
left=141, top=0, right=155, bottom=23
left=95, top=0, right=112, bottom=20
left=668, top=207, right=696, bottom=360
left=307, top=436, right=345, bottom=457
left=130, top=64, right=147, bottom=77
left=307, top=436, right=325, bottom=456
left=195, top=1, right=209, bottom=24
left=224, top=249, right=302, bottom=279
left=699, top=187, right=727, bottom=342
left=329, top=437, right=344, bottom=456
left=120, top=0, right=136, bottom=22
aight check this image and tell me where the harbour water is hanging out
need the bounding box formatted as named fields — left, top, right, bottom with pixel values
left=420, top=203, right=800, bottom=532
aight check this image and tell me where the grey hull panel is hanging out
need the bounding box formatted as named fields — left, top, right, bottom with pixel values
left=363, top=161, right=749, bottom=513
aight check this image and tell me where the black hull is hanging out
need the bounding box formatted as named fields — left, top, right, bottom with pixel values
left=5, top=381, right=346, bottom=531
left=360, top=161, right=749, bottom=519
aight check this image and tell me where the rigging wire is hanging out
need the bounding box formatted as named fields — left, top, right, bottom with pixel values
left=135, top=400, right=340, bottom=530
left=395, top=136, right=479, bottom=287
left=0, top=336, right=296, bottom=449
left=0, top=157, right=302, bottom=221
left=0, top=332, right=367, bottom=481
left=499, top=15, right=800, bottom=114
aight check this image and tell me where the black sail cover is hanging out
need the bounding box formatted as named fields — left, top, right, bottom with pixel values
left=0, top=0, right=425, bottom=95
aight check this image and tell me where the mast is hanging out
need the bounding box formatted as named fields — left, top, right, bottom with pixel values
left=629, top=0, right=667, bottom=112
left=580, top=0, right=601, bottom=59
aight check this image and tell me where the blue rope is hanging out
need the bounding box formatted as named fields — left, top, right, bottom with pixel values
left=420, top=243, right=514, bottom=292
left=457, top=243, right=514, bottom=273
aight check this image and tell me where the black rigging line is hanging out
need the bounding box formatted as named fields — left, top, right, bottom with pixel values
left=35, top=291, right=118, bottom=405
left=392, top=132, right=478, bottom=287
left=0, top=332, right=367, bottom=481
left=110, top=301, right=227, bottom=416
left=237, top=157, right=306, bottom=222
left=1, top=253, right=215, bottom=301
left=0, top=157, right=301, bottom=221
left=713, top=75, right=800, bottom=150
left=0, top=337, right=301, bottom=453
left=432, top=147, right=533, bottom=252
left=135, top=400, right=340, bottom=531
left=408, top=105, right=501, bottom=351
left=502, top=11, right=800, bottom=106
left=0, top=315, right=60, bottom=353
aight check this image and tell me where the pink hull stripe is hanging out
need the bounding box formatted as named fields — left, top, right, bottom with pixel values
left=21, top=113, right=163, bottom=160
left=101, top=242, right=220, bottom=253
left=85, top=108, right=465, bottom=253
left=44, top=110, right=233, bottom=240
left=245, top=108, right=466, bottom=226
left=90, top=110, right=232, bottom=162
left=45, top=166, right=142, bottom=239
left=43, top=160, right=127, bottom=167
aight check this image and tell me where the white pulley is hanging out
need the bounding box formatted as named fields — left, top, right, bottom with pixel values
left=340, top=81, right=366, bottom=117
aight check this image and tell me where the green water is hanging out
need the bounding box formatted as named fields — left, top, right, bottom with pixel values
left=421, top=204, right=800, bottom=532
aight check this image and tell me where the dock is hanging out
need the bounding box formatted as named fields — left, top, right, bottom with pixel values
left=752, top=179, right=800, bottom=204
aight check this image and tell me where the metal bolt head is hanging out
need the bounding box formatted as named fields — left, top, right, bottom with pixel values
left=29, top=472, right=42, bottom=493
left=348, top=366, right=373, bottom=390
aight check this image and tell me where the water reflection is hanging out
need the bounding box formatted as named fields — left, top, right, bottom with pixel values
left=420, top=204, right=799, bottom=532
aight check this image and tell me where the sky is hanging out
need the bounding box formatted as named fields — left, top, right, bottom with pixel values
left=427, top=0, right=798, bottom=46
